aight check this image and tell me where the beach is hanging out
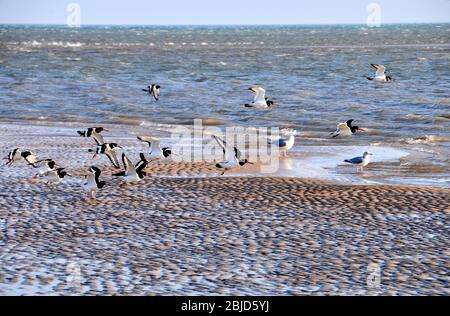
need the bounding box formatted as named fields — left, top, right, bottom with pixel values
left=0, top=122, right=448, bottom=296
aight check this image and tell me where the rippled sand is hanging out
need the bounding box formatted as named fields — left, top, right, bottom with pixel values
left=0, top=123, right=449, bottom=296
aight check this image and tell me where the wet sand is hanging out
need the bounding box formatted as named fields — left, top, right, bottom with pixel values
left=0, top=122, right=449, bottom=296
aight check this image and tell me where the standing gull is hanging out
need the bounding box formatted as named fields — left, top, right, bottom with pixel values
left=330, top=119, right=365, bottom=138
left=43, top=168, right=70, bottom=186
left=268, top=129, right=297, bottom=157
left=367, top=64, right=394, bottom=82
left=213, top=135, right=252, bottom=176
left=344, top=152, right=374, bottom=172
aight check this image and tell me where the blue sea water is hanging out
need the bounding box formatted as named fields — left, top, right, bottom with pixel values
left=0, top=24, right=449, bottom=185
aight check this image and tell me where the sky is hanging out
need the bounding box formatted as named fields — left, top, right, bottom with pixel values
left=0, top=0, right=449, bottom=25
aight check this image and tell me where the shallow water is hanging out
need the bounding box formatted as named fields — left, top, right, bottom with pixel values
left=0, top=24, right=449, bottom=186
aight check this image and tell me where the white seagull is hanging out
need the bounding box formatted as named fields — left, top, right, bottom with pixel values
left=82, top=166, right=106, bottom=201
left=245, top=87, right=274, bottom=108
left=43, top=168, right=70, bottom=186
left=268, top=129, right=297, bottom=157
left=88, top=139, right=122, bottom=169
left=137, top=136, right=172, bottom=160
left=367, top=64, right=394, bottom=82
left=330, top=119, right=366, bottom=138
left=113, top=153, right=149, bottom=187
left=213, top=135, right=253, bottom=176
left=344, top=152, right=374, bottom=172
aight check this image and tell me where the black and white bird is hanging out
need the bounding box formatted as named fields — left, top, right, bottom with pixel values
left=113, top=153, right=149, bottom=187
left=367, top=64, right=394, bottom=82
left=245, top=87, right=273, bottom=108
left=30, top=159, right=58, bottom=178
left=77, top=127, right=108, bottom=145
left=142, top=84, right=161, bottom=101
left=268, top=129, right=297, bottom=157
left=3, top=148, right=37, bottom=167
left=43, top=168, right=70, bottom=185
left=88, top=140, right=122, bottom=169
left=82, top=166, right=106, bottom=201
left=330, top=119, right=366, bottom=138
left=213, top=135, right=253, bottom=176
left=137, top=136, right=172, bottom=160
left=344, top=152, right=374, bottom=172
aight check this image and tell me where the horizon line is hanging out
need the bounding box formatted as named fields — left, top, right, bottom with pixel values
left=1, top=22, right=449, bottom=27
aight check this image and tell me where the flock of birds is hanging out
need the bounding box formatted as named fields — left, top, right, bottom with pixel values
left=3, top=64, right=394, bottom=200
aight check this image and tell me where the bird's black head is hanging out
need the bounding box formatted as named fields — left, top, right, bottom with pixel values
left=109, top=143, right=119, bottom=149
left=266, top=100, right=274, bottom=107
left=162, top=148, right=172, bottom=158
left=57, top=169, right=67, bottom=178
left=386, top=76, right=394, bottom=82
left=353, top=126, right=366, bottom=133
left=48, top=161, right=57, bottom=169
left=90, top=166, right=101, bottom=174
left=95, top=127, right=105, bottom=133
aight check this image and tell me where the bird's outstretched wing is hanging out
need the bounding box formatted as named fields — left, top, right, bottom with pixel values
left=135, top=153, right=149, bottom=174
left=371, top=64, right=386, bottom=77
left=92, top=132, right=105, bottom=146
left=122, top=153, right=136, bottom=176
left=106, top=150, right=121, bottom=169
left=137, top=136, right=160, bottom=151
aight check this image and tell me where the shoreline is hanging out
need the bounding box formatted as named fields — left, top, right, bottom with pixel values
left=0, top=120, right=448, bottom=188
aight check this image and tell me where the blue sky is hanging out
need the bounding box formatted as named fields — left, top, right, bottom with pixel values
left=0, top=0, right=449, bottom=25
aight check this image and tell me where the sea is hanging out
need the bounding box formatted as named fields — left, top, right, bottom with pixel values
left=0, top=24, right=449, bottom=186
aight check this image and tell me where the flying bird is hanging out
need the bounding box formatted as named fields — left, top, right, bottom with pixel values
left=30, top=159, right=58, bottom=179
left=87, top=132, right=122, bottom=169
left=43, top=168, right=70, bottom=185
left=3, top=148, right=37, bottom=167
left=137, top=136, right=172, bottom=160
left=213, top=135, right=253, bottom=176
left=268, top=129, right=297, bottom=157
left=245, top=87, right=274, bottom=108
left=143, top=84, right=161, bottom=101
left=367, top=64, right=394, bottom=82
left=82, top=166, right=106, bottom=201
left=113, top=153, right=149, bottom=187
left=77, top=127, right=108, bottom=145
left=330, top=119, right=365, bottom=138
